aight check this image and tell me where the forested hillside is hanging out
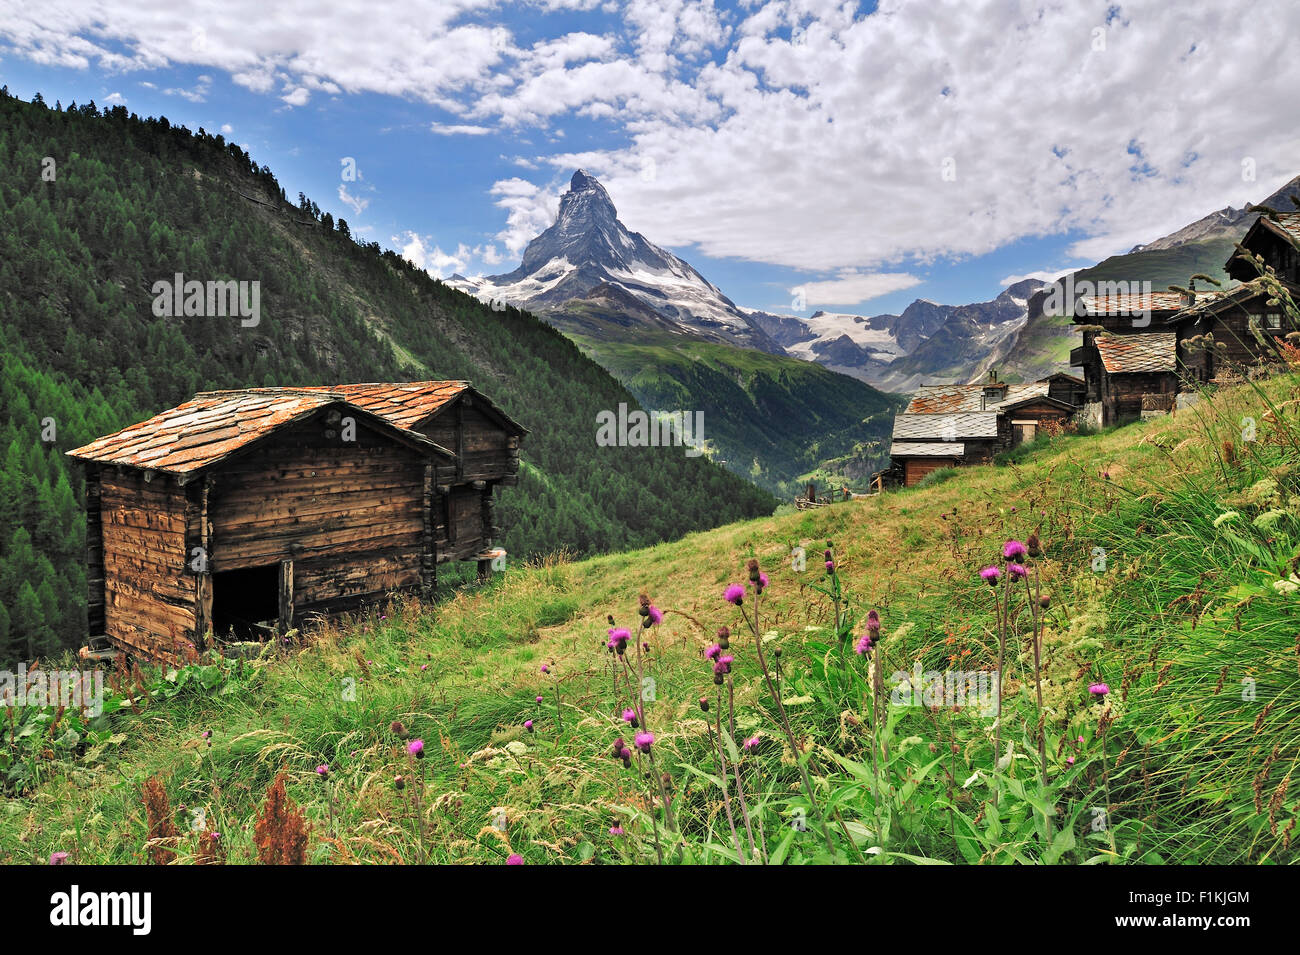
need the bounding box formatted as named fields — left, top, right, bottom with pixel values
left=0, top=89, right=776, bottom=664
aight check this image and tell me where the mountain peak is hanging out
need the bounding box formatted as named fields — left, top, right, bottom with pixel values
left=570, top=168, right=600, bottom=191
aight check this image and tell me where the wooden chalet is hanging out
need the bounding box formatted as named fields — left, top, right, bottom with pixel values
left=67, top=382, right=526, bottom=664
left=886, top=371, right=1078, bottom=487
left=1071, top=212, right=1300, bottom=426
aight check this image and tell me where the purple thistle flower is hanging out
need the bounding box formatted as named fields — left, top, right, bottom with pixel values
left=1066, top=756, right=1076, bottom=766
left=1089, top=682, right=1110, bottom=698
left=536, top=695, right=544, bottom=704
left=201, top=730, right=212, bottom=740
left=980, top=566, right=1001, bottom=585
left=855, top=633, right=873, bottom=655
left=506, top=853, right=524, bottom=865
left=1003, top=540, right=1028, bottom=560
left=609, top=826, right=625, bottom=837
left=705, top=643, right=722, bottom=661
left=524, top=720, right=534, bottom=732
left=420, top=664, right=428, bottom=671
left=712, top=655, right=734, bottom=676
left=724, top=584, right=745, bottom=605
left=1008, top=563, right=1028, bottom=579
left=621, top=708, right=639, bottom=727
left=742, top=736, right=760, bottom=753
left=540, top=664, right=550, bottom=674
left=647, top=605, right=663, bottom=625
left=634, top=732, right=655, bottom=753
left=49, top=851, right=68, bottom=865
left=825, top=560, right=835, bottom=572
left=866, top=609, right=881, bottom=633
left=315, top=764, right=330, bottom=778
left=408, top=739, right=424, bottom=757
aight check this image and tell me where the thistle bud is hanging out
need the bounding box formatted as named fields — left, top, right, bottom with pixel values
left=1039, top=594, right=1051, bottom=609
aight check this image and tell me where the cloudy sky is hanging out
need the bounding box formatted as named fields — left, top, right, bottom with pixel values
left=2, top=0, right=1298, bottom=316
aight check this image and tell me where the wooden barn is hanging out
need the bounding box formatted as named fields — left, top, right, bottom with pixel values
left=67, top=382, right=526, bottom=664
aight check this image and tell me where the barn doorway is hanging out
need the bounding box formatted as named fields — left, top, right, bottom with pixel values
left=1012, top=420, right=1037, bottom=446
left=211, top=564, right=281, bottom=640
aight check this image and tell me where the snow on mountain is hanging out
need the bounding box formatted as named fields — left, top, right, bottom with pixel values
left=458, top=170, right=781, bottom=352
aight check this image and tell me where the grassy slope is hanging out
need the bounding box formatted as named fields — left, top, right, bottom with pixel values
left=5, top=373, right=1298, bottom=864
left=566, top=331, right=904, bottom=494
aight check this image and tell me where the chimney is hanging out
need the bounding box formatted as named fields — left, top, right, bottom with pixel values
left=1182, top=278, right=1197, bottom=308
left=982, top=368, right=1008, bottom=408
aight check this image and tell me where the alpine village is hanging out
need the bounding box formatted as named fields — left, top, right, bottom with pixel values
left=2, top=5, right=1299, bottom=878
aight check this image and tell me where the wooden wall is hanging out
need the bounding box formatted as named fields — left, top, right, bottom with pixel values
left=1102, top=371, right=1177, bottom=425
left=416, top=397, right=520, bottom=484
left=903, top=457, right=956, bottom=487
left=99, top=468, right=195, bottom=663
left=205, top=416, right=435, bottom=620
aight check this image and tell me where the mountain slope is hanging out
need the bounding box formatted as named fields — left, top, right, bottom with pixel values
left=0, top=90, right=777, bottom=663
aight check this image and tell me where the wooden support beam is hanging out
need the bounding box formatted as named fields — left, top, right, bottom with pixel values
left=279, top=559, right=294, bottom=635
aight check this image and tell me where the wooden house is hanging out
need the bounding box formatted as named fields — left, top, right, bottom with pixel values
left=886, top=371, right=1078, bottom=487
left=67, top=382, right=526, bottom=664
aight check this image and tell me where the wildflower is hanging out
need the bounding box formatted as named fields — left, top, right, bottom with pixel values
left=506, top=854, right=524, bottom=865
left=408, top=739, right=425, bottom=758
left=394, top=775, right=405, bottom=790
left=49, top=851, right=68, bottom=865
left=1273, top=578, right=1300, bottom=595
left=607, top=628, right=631, bottom=654
left=698, top=697, right=709, bottom=712
left=825, top=560, right=835, bottom=573
left=713, top=655, right=734, bottom=677
left=865, top=609, right=881, bottom=633
left=524, top=720, right=534, bottom=732
left=540, top=664, right=550, bottom=674
left=980, top=566, right=1000, bottom=585
left=391, top=721, right=408, bottom=737
left=315, top=764, right=330, bottom=779
left=1027, top=532, right=1042, bottom=557
left=1008, top=563, right=1028, bottom=579
left=705, top=643, right=722, bottom=661
left=621, top=708, right=639, bottom=728
left=634, top=732, right=655, bottom=753
left=536, top=695, right=544, bottom=703
left=646, top=605, right=663, bottom=626
left=1066, top=756, right=1075, bottom=766
left=420, top=664, right=428, bottom=671
left=742, top=736, right=760, bottom=754
left=201, top=730, right=212, bottom=740
left=1003, top=540, right=1028, bottom=561
left=1039, top=594, right=1051, bottom=609
left=1089, top=683, right=1110, bottom=699
left=1213, top=511, right=1240, bottom=528
left=724, top=584, right=745, bottom=605
left=855, top=633, right=873, bottom=655
left=611, top=737, right=625, bottom=759
left=610, top=826, right=625, bottom=837
left=717, top=626, right=730, bottom=649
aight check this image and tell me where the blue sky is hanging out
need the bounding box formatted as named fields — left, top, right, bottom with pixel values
left=2, top=0, right=1297, bottom=318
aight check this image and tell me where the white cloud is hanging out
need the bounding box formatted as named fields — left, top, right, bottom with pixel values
left=281, top=86, right=310, bottom=107
left=792, top=271, right=922, bottom=307
left=5, top=0, right=1300, bottom=274
left=338, top=184, right=370, bottom=216
left=220, top=122, right=233, bottom=134
left=431, top=122, right=493, bottom=135
left=103, top=91, right=124, bottom=104
left=998, top=266, right=1080, bottom=286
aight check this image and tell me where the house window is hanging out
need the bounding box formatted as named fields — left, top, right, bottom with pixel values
left=1265, top=313, right=1283, bottom=330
